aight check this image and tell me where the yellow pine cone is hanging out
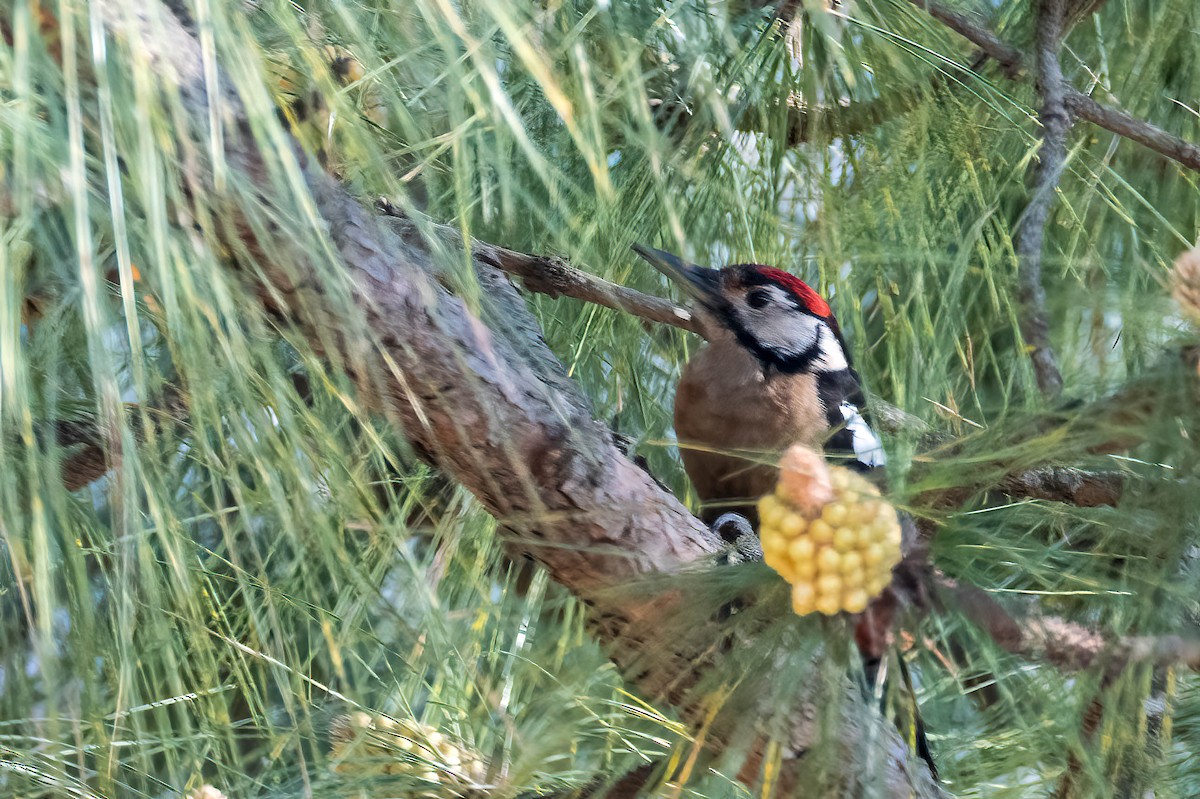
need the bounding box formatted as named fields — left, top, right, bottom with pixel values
left=329, top=712, right=484, bottom=796
left=759, top=445, right=901, bottom=616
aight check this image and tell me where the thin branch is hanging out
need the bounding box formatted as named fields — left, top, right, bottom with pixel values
left=999, top=466, right=1123, bottom=506
left=937, top=578, right=1200, bottom=677
left=919, top=466, right=1125, bottom=509
left=1011, top=0, right=1070, bottom=397
left=375, top=198, right=705, bottom=336
left=733, top=90, right=927, bottom=146
left=483, top=247, right=702, bottom=332
left=907, top=0, right=1024, bottom=79
left=48, top=387, right=187, bottom=491
left=908, top=0, right=1200, bottom=174
left=660, top=62, right=954, bottom=148
left=726, top=3, right=1009, bottom=148
left=1063, top=92, right=1200, bottom=172
left=1053, top=692, right=1105, bottom=799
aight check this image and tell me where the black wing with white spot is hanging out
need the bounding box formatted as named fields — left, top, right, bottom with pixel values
left=837, top=400, right=887, bottom=468
left=817, top=369, right=887, bottom=472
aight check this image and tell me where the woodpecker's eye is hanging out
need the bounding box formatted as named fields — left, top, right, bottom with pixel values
left=746, top=289, right=771, bottom=310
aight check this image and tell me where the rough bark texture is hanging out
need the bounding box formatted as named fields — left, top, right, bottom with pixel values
left=920, top=465, right=1125, bottom=509
left=938, top=577, right=1200, bottom=677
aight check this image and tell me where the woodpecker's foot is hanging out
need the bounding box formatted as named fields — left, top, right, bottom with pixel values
left=712, top=513, right=762, bottom=564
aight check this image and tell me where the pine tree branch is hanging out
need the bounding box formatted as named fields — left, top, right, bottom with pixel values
left=1053, top=691, right=1106, bottom=799
left=998, top=465, right=1123, bottom=506
left=47, top=387, right=188, bottom=491
left=1063, top=91, right=1200, bottom=172
left=375, top=198, right=705, bottom=336
left=1013, top=0, right=1070, bottom=397
left=660, top=55, right=958, bottom=148
left=937, top=578, right=1200, bottom=676
left=907, top=0, right=1025, bottom=79
left=919, top=465, right=1125, bottom=509
left=93, top=3, right=941, bottom=793
left=731, top=1, right=1007, bottom=149
left=47, top=208, right=1132, bottom=514
left=907, top=0, right=1200, bottom=174
left=732, top=90, right=927, bottom=146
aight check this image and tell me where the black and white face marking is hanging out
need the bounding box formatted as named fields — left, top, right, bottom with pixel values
left=722, top=282, right=848, bottom=373
left=626, top=247, right=851, bottom=374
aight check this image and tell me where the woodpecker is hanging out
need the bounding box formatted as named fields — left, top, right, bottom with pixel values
left=632, top=245, right=886, bottom=529
left=634, top=244, right=937, bottom=779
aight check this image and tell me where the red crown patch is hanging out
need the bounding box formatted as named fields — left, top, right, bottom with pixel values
left=750, top=266, right=831, bottom=318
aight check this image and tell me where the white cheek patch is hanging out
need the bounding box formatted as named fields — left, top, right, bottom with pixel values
left=812, top=324, right=848, bottom=371
left=839, top=401, right=887, bottom=468
left=734, top=287, right=849, bottom=369
left=744, top=306, right=820, bottom=357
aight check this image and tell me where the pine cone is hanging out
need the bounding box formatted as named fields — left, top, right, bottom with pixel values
left=329, top=712, right=485, bottom=796
left=760, top=445, right=902, bottom=616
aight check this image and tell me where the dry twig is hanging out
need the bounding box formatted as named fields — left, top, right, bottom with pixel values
left=1013, top=0, right=1071, bottom=397
left=907, top=0, right=1200, bottom=174
left=376, top=198, right=705, bottom=336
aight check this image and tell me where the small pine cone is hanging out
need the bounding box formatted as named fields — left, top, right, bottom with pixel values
left=1172, top=248, right=1200, bottom=322
left=329, top=712, right=485, bottom=795
left=760, top=444, right=901, bottom=616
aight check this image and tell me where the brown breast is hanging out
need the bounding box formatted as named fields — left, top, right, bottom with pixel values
left=673, top=339, right=827, bottom=522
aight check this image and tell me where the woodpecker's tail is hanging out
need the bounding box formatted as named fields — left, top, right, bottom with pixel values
left=863, top=652, right=938, bottom=780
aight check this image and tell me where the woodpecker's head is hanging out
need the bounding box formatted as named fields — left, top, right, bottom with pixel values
left=634, top=244, right=849, bottom=374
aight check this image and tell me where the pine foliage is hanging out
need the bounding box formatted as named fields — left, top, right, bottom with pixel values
left=2, top=0, right=1199, bottom=797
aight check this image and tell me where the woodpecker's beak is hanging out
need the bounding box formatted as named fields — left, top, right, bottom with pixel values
left=632, top=245, right=723, bottom=308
